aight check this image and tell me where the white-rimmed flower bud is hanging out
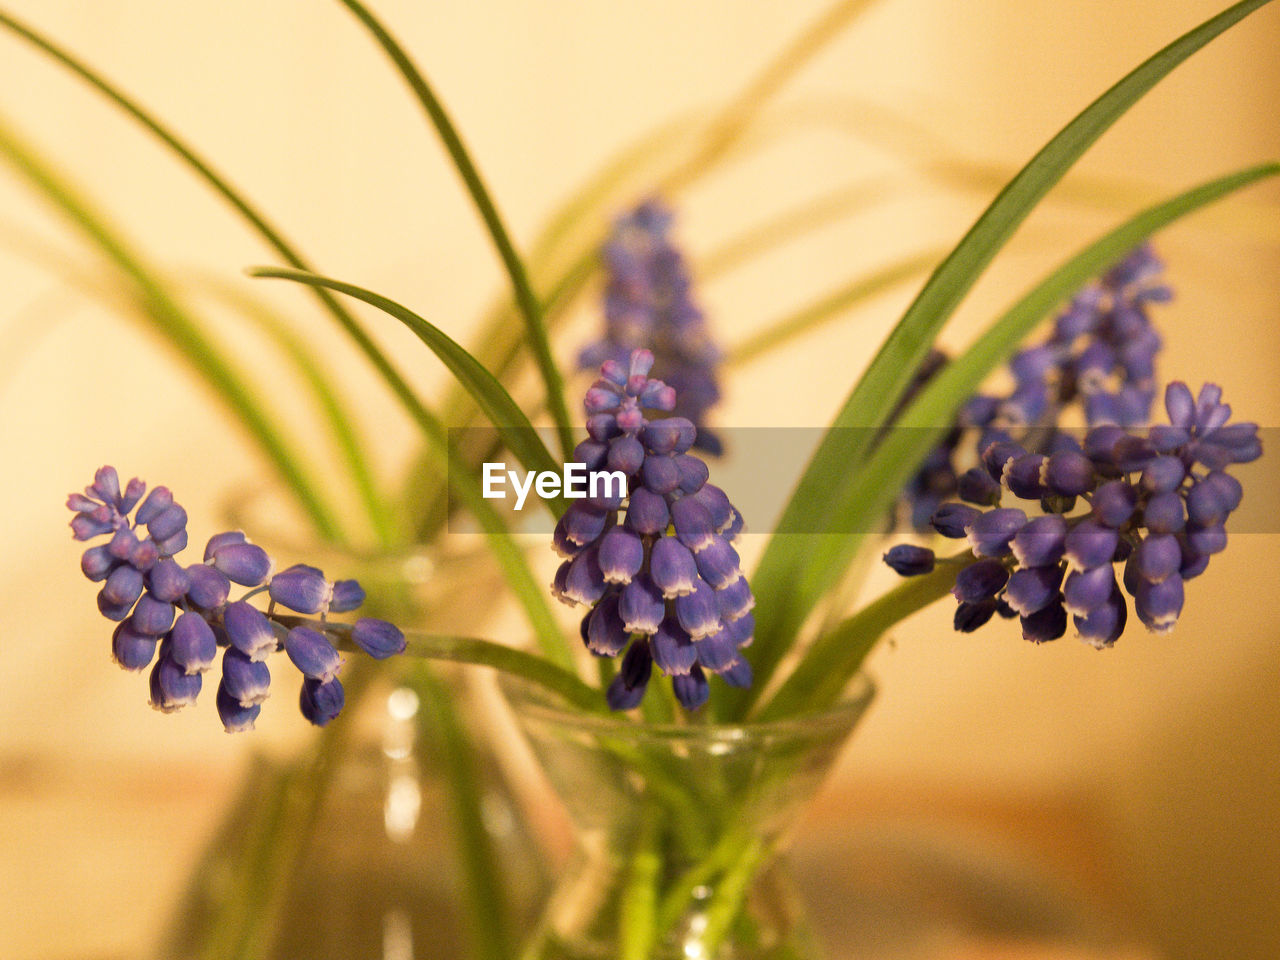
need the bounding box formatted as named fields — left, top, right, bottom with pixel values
left=300, top=677, right=345, bottom=726
left=171, top=611, right=218, bottom=674
left=284, top=626, right=342, bottom=682
left=268, top=564, right=332, bottom=615
left=222, top=600, right=276, bottom=661
left=221, top=647, right=272, bottom=706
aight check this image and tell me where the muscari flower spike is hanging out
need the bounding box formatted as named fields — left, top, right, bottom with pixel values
left=899, top=244, right=1173, bottom=531
left=69, top=467, right=406, bottom=731
left=579, top=198, right=724, bottom=455
left=553, top=349, right=753, bottom=711
left=886, top=378, right=1258, bottom=648
left=884, top=249, right=1258, bottom=648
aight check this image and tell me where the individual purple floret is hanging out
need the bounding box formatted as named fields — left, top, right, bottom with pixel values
left=68, top=467, right=406, bottom=731
left=579, top=199, right=724, bottom=455
left=554, top=349, right=753, bottom=710
left=883, top=544, right=935, bottom=576
left=285, top=626, right=344, bottom=682
left=300, top=677, right=345, bottom=727
left=269, top=564, right=332, bottom=614
left=884, top=380, right=1259, bottom=649
left=220, top=648, right=272, bottom=707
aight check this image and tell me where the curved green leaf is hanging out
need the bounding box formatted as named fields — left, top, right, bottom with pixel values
left=726, top=249, right=944, bottom=368
left=333, top=0, right=574, bottom=460
left=401, top=633, right=603, bottom=713
left=249, top=266, right=564, bottom=510
left=186, top=275, right=395, bottom=542
left=410, top=0, right=889, bottom=533
left=244, top=265, right=573, bottom=672
left=744, top=0, right=1277, bottom=700
left=0, top=6, right=418, bottom=546
left=0, top=114, right=346, bottom=542
left=754, top=554, right=970, bottom=722
left=385, top=389, right=574, bottom=668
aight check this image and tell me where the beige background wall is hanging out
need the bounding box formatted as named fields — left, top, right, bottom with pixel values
left=0, top=2, right=1277, bottom=958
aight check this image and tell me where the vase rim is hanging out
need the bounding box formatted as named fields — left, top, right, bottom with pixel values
left=498, top=670, right=875, bottom=744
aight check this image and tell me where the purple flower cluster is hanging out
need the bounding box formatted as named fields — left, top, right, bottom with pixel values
left=552, top=349, right=753, bottom=710
left=901, top=245, right=1172, bottom=531
left=885, top=382, right=1260, bottom=647
left=69, top=467, right=405, bottom=731
left=993, top=243, right=1170, bottom=430
left=579, top=199, right=724, bottom=455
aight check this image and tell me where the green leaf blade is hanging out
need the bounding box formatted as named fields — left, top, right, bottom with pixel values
left=725, top=249, right=944, bottom=368
left=250, top=266, right=567, bottom=515
left=0, top=115, right=348, bottom=543
left=333, top=0, right=575, bottom=460
left=0, top=7, right=441, bottom=547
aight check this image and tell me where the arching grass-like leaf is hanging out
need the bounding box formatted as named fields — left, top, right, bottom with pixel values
left=0, top=6, right=420, bottom=546
left=399, top=633, right=603, bottom=713
left=409, top=0, right=888, bottom=533
left=186, top=276, right=396, bottom=543
left=752, top=554, right=970, bottom=722
left=0, top=114, right=347, bottom=542
left=333, top=0, right=575, bottom=460
left=250, top=266, right=565, bottom=513
left=243, top=266, right=570, bottom=675
left=741, top=0, right=1277, bottom=705
left=726, top=249, right=945, bottom=368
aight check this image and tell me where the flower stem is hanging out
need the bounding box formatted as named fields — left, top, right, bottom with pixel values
left=654, top=828, right=745, bottom=935
left=698, top=836, right=768, bottom=955
left=753, top=554, right=967, bottom=722
left=292, top=619, right=602, bottom=713
left=186, top=661, right=376, bottom=960
left=618, top=803, right=663, bottom=960
left=410, top=665, right=516, bottom=960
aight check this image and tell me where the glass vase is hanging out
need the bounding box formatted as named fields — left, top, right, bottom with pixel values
left=499, top=672, right=877, bottom=960
left=156, top=522, right=552, bottom=960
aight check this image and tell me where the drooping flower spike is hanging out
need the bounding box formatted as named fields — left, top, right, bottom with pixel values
left=886, top=380, right=1259, bottom=647
left=69, top=467, right=406, bottom=730
left=554, top=349, right=753, bottom=711
left=580, top=199, right=724, bottom=454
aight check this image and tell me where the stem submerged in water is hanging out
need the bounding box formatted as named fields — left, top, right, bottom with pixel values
left=619, top=805, right=663, bottom=960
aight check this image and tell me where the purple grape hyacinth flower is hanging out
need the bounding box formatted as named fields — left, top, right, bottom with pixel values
left=884, top=379, right=1259, bottom=650
left=68, top=467, right=405, bottom=730
left=580, top=199, right=724, bottom=454
left=554, top=349, right=753, bottom=710
left=899, top=244, right=1174, bottom=531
